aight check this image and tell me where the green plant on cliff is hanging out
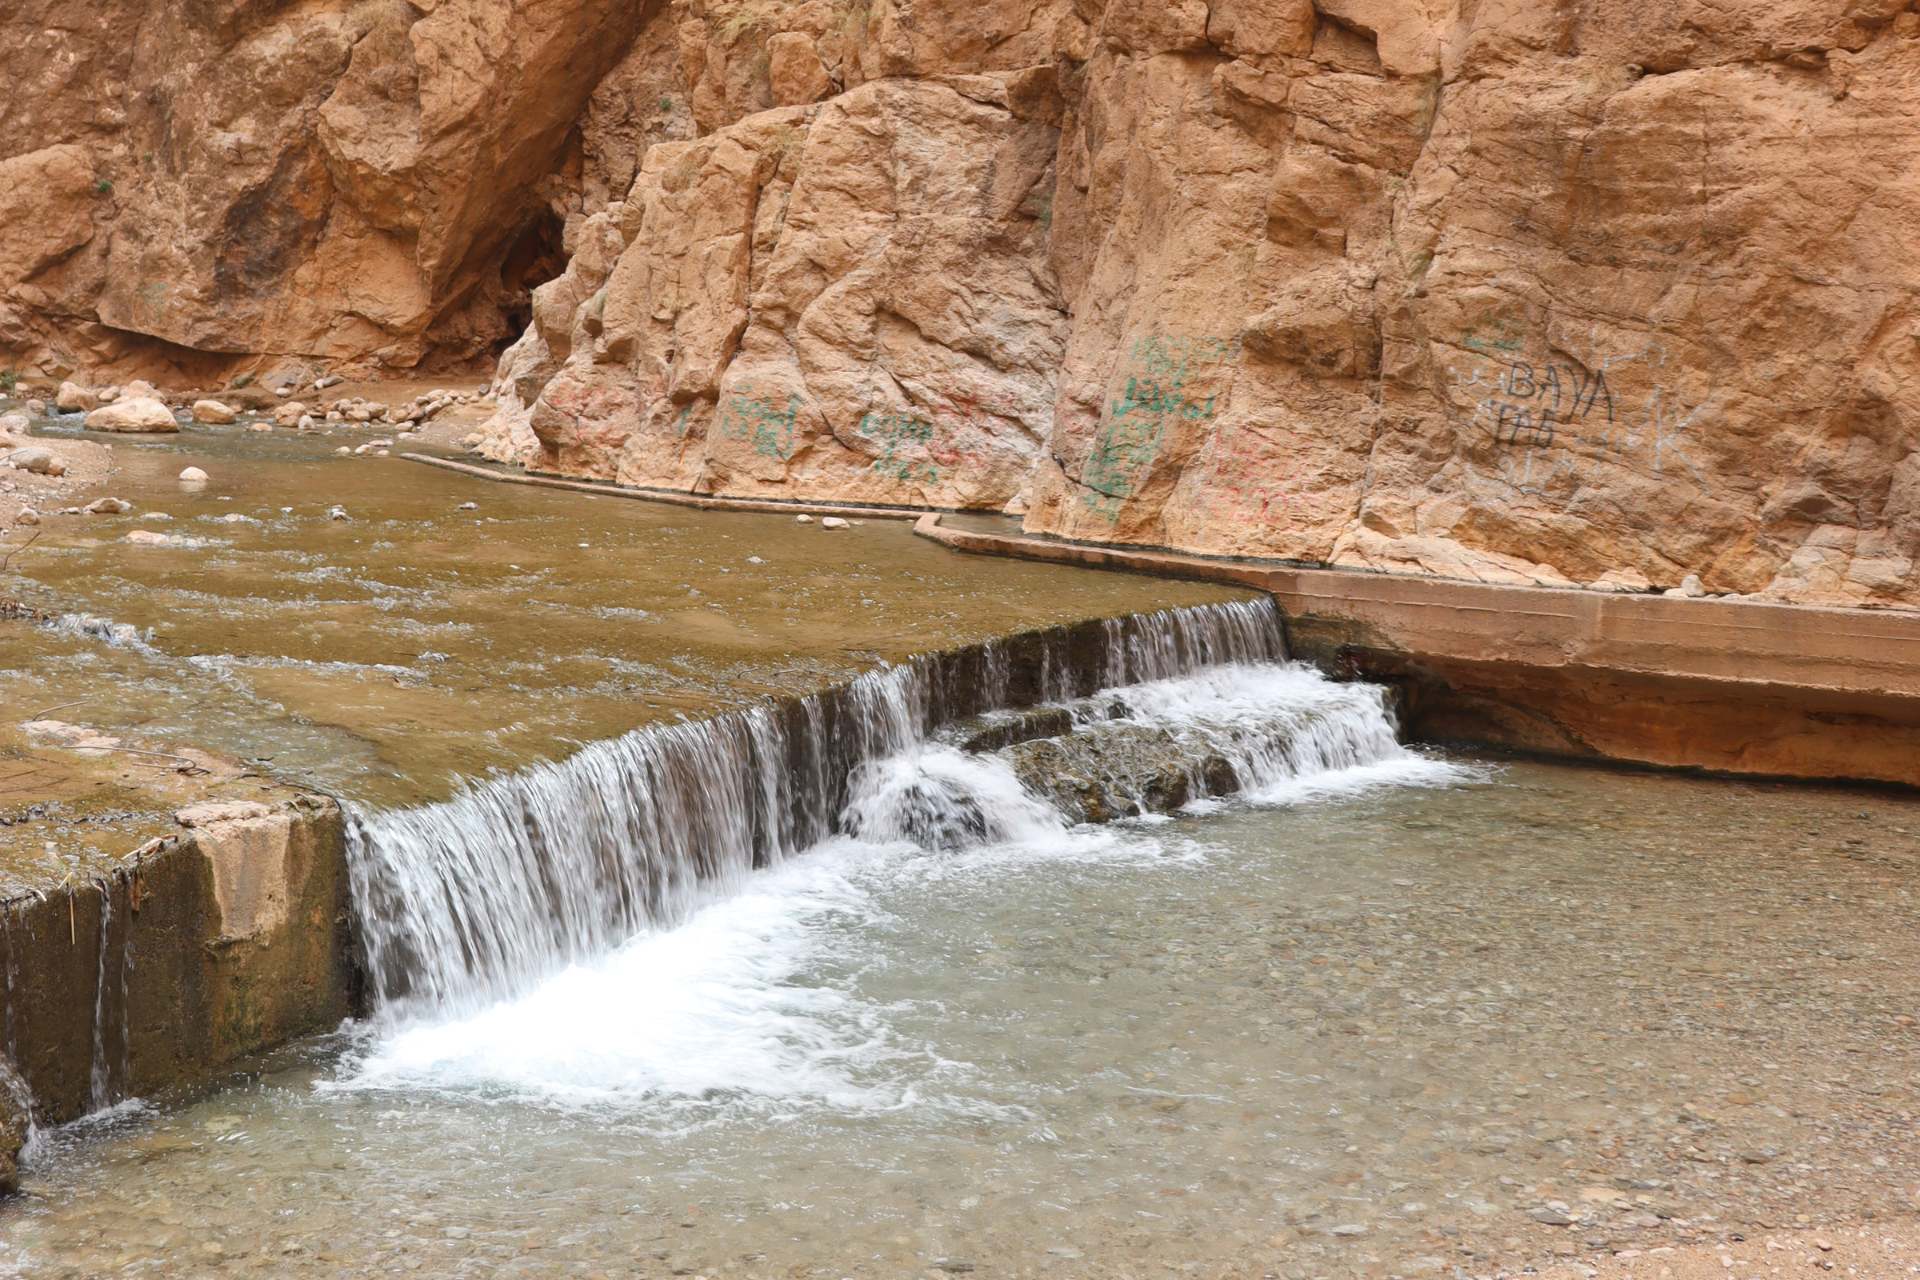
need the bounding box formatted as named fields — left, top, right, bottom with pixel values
left=0, top=371, right=17, bottom=394
left=93, top=177, right=113, bottom=196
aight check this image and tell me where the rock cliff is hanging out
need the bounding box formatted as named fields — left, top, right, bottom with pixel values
left=5, top=0, right=1917, bottom=606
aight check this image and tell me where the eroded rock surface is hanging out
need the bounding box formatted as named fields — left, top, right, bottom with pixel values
left=470, top=0, right=1920, bottom=608
left=6, top=0, right=1918, bottom=606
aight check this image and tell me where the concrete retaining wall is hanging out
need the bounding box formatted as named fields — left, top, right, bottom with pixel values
left=915, top=515, right=1920, bottom=787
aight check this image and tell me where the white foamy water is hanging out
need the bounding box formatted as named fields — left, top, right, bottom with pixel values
left=338, top=605, right=1472, bottom=1114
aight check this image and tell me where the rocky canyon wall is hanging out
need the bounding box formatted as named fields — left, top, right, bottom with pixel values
left=0, top=0, right=670, bottom=379
left=5, top=0, right=1917, bottom=607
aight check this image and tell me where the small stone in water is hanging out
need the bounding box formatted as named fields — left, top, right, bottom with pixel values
left=458, top=502, right=477, bottom=511
left=327, top=506, right=350, bottom=521
left=179, top=466, right=210, bottom=483
left=820, top=516, right=850, bottom=530
left=795, top=514, right=813, bottom=523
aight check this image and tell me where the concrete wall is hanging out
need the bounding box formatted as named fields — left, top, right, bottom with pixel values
left=0, top=796, right=357, bottom=1128
left=916, top=515, right=1920, bottom=788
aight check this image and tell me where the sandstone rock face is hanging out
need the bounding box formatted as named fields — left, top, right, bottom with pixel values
left=485, top=0, right=1920, bottom=610
left=9, top=0, right=1920, bottom=609
left=481, top=75, right=1066, bottom=511
left=84, top=397, right=178, bottom=433
left=0, top=0, right=657, bottom=377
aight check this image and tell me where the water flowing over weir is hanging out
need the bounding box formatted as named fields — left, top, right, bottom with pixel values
left=347, top=599, right=1411, bottom=1024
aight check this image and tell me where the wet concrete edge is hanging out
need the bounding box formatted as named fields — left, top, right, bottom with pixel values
left=911, top=514, right=1920, bottom=789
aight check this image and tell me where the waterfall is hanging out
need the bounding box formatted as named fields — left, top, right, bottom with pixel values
left=349, top=601, right=1330, bottom=1024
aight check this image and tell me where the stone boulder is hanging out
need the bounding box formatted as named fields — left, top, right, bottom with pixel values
left=84, top=397, right=178, bottom=433
left=190, top=399, right=237, bottom=424
left=54, top=382, right=98, bottom=414
left=5, top=447, right=65, bottom=476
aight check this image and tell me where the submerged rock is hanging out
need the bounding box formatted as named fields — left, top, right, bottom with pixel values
left=85, top=496, right=132, bottom=514
left=956, top=707, right=1074, bottom=755
left=1006, top=722, right=1238, bottom=825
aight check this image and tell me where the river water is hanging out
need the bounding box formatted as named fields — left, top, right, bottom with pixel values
left=5, top=416, right=1918, bottom=1279
left=3, top=416, right=1240, bottom=811
left=6, top=685, right=1918, bottom=1277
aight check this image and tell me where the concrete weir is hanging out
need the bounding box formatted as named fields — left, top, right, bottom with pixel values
left=914, top=515, right=1920, bottom=789
left=0, top=602, right=1282, bottom=1179
left=0, top=796, right=354, bottom=1183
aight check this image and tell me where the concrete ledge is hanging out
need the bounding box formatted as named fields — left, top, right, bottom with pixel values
left=914, top=514, right=1920, bottom=787
left=402, top=453, right=933, bottom=521
left=1, top=795, right=356, bottom=1129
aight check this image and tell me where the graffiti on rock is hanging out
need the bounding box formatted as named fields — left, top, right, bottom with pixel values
left=1450, top=332, right=1712, bottom=499
left=720, top=391, right=802, bottom=461
left=1081, top=335, right=1239, bottom=520
left=859, top=410, right=942, bottom=485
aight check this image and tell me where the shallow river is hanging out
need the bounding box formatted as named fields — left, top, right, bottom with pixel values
left=4, top=417, right=1238, bottom=810
left=6, top=752, right=1916, bottom=1279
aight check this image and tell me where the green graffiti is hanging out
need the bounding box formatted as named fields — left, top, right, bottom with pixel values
left=722, top=392, right=801, bottom=460
left=859, top=410, right=941, bottom=485
left=1079, top=337, right=1236, bottom=519
left=1462, top=318, right=1524, bottom=355
left=1129, top=334, right=1240, bottom=385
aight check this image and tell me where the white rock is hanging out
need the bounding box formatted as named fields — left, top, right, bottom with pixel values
left=1679, top=573, right=1707, bottom=597
left=23, top=399, right=45, bottom=416
left=457, top=502, right=478, bottom=511
left=123, top=529, right=176, bottom=546
left=6, top=446, right=61, bottom=475
left=334, top=446, right=351, bottom=456
left=270, top=401, right=308, bottom=427
left=179, top=466, right=210, bottom=483
left=84, top=397, right=179, bottom=433
left=795, top=514, right=814, bottom=524
left=190, top=399, right=238, bottom=424
left=85, top=497, right=132, bottom=515
left=15, top=508, right=39, bottom=526
left=0, top=411, right=29, bottom=437
left=820, top=516, right=850, bottom=530
left=122, top=380, right=159, bottom=400
left=247, top=422, right=273, bottom=433
left=327, top=505, right=349, bottom=521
